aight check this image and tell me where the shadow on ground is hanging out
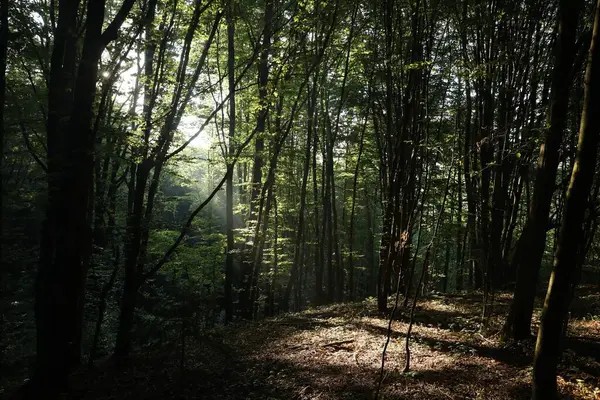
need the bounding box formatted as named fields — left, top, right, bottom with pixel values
left=16, top=292, right=599, bottom=400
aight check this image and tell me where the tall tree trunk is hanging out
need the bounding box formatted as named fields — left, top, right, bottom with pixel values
left=366, top=198, right=376, bottom=297
left=533, top=4, right=600, bottom=396
left=504, top=0, right=582, bottom=341
left=35, top=0, right=135, bottom=390
left=242, top=0, right=273, bottom=314
left=478, top=55, right=494, bottom=309
left=0, top=0, right=7, bottom=275
left=313, top=106, right=324, bottom=304
left=348, top=108, right=368, bottom=301
left=403, top=145, right=435, bottom=306
left=377, top=0, right=396, bottom=313
left=328, top=136, right=343, bottom=302
left=323, top=122, right=334, bottom=303
left=456, top=153, right=463, bottom=292
left=442, top=191, right=454, bottom=293
left=114, top=0, right=158, bottom=360
left=329, top=3, right=358, bottom=302
left=460, top=8, right=479, bottom=291
left=265, top=196, right=279, bottom=317
left=282, top=68, right=316, bottom=310
left=224, top=0, right=235, bottom=322
left=249, top=0, right=273, bottom=218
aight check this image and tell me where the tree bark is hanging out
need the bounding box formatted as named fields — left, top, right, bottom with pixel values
left=283, top=66, right=316, bottom=310
left=34, top=0, right=135, bottom=391
left=0, top=0, right=7, bottom=275
left=533, top=3, right=600, bottom=396
left=313, top=115, right=324, bottom=304
left=348, top=108, right=369, bottom=300
left=224, top=0, right=235, bottom=323
left=504, top=0, right=582, bottom=341
left=249, top=0, right=273, bottom=219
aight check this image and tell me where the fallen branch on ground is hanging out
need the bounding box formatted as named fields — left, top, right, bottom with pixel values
left=322, top=339, right=354, bottom=347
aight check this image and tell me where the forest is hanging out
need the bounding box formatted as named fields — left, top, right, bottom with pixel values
left=1, top=0, right=600, bottom=398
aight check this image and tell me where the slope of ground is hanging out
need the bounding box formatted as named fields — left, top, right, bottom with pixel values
left=6, top=290, right=600, bottom=399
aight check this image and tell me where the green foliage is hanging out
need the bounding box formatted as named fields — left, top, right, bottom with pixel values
left=3, top=0, right=600, bottom=394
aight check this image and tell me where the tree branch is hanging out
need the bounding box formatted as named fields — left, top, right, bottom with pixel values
left=100, top=0, right=136, bottom=47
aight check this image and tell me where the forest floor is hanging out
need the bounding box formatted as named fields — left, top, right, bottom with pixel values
left=12, top=289, right=600, bottom=399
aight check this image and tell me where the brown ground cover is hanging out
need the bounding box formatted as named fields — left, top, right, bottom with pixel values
left=21, top=289, right=600, bottom=399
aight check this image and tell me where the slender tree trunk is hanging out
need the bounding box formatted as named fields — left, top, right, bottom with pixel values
left=348, top=109, right=368, bottom=301
left=378, top=198, right=393, bottom=312
left=283, top=55, right=318, bottom=309
left=479, top=63, right=494, bottom=309
left=442, top=200, right=453, bottom=293
left=224, top=0, right=235, bottom=322
left=0, top=0, right=7, bottom=273
left=313, top=108, right=324, bottom=304
left=504, top=0, right=582, bottom=341
left=249, top=0, right=273, bottom=218
left=366, top=199, right=376, bottom=297
left=533, top=4, right=600, bottom=396
left=114, top=0, right=158, bottom=361
left=329, top=141, right=343, bottom=302
left=404, top=147, right=435, bottom=306
left=320, top=99, right=335, bottom=304
left=456, top=156, right=463, bottom=291
left=265, top=196, right=278, bottom=317
left=460, top=17, right=479, bottom=291
left=377, top=0, right=395, bottom=313
left=242, top=0, right=273, bottom=313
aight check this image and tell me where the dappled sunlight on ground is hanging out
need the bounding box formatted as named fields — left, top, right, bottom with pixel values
left=62, top=292, right=600, bottom=399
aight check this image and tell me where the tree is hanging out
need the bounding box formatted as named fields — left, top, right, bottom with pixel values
left=224, top=0, right=236, bottom=323
left=504, top=0, right=582, bottom=341
left=533, top=1, right=600, bottom=397
left=0, top=0, right=8, bottom=271
left=240, top=0, right=274, bottom=318
left=33, top=0, right=135, bottom=392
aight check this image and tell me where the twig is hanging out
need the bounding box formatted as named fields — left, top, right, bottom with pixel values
left=477, top=332, right=494, bottom=344
left=322, top=339, right=354, bottom=347
left=272, top=320, right=316, bottom=326
left=353, top=343, right=363, bottom=366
